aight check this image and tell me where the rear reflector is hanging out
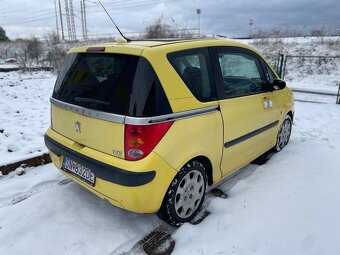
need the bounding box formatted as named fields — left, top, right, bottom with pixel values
left=86, top=47, right=106, bottom=52
left=125, top=122, right=173, bottom=161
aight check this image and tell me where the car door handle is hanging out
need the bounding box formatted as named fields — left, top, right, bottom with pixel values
left=262, top=96, right=273, bottom=109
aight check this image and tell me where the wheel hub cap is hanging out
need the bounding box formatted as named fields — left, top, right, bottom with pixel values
left=174, top=170, right=204, bottom=219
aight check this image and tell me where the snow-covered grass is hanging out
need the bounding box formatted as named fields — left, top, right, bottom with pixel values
left=0, top=101, right=340, bottom=255
left=0, top=71, right=56, bottom=166
left=0, top=64, right=19, bottom=69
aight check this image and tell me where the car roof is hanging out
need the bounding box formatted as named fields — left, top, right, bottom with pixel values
left=67, top=39, right=262, bottom=58
left=105, top=39, right=255, bottom=49
left=112, top=39, right=194, bottom=47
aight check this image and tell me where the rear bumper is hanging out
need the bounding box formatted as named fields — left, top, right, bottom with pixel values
left=44, top=128, right=177, bottom=213
left=45, top=135, right=156, bottom=187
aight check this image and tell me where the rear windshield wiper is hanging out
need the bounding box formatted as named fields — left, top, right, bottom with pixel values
left=74, top=97, right=111, bottom=106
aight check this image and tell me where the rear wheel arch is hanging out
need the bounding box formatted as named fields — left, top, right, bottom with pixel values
left=191, top=156, right=213, bottom=186
left=287, top=110, right=294, bottom=122
left=158, top=157, right=209, bottom=226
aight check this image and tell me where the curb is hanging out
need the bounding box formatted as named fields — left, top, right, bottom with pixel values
left=0, top=154, right=51, bottom=175
left=292, top=88, right=338, bottom=96
left=0, top=67, right=53, bottom=72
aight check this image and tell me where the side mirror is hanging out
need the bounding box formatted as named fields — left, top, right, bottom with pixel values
left=272, top=79, right=286, bottom=90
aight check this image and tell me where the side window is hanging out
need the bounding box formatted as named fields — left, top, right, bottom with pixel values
left=265, top=64, right=277, bottom=83
left=168, top=49, right=216, bottom=102
left=128, top=58, right=172, bottom=117
left=216, top=51, right=267, bottom=98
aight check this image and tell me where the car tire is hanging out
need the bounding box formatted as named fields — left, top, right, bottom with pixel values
left=275, top=115, right=292, bottom=152
left=157, top=160, right=208, bottom=226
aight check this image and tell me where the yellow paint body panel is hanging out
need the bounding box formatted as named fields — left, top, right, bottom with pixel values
left=46, top=39, right=294, bottom=214
left=153, top=109, right=224, bottom=183
left=46, top=128, right=177, bottom=213
left=52, top=105, right=125, bottom=158
left=220, top=93, right=274, bottom=175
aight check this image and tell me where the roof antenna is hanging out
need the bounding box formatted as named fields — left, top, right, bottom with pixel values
left=98, top=0, right=131, bottom=42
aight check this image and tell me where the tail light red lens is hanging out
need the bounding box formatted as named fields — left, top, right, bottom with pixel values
left=124, top=122, right=173, bottom=161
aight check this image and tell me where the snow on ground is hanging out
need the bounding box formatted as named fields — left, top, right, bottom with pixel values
left=0, top=71, right=56, bottom=166
left=0, top=101, right=340, bottom=255
left=173, top=102, right=340, bottom=255
left=0, top=64, right=19, bottom=69
left=293, top=91, right=337, bottom=104
left=290, top=80, right=339, bottom=95
left=0, top=165, right=160, bottom=255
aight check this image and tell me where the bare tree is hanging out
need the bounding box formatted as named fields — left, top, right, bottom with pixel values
left=49, top=46, right=67, bottom=72
left=145, top=16, right=193, bottom=39
left=145, top=16, right=173, bottom=39
left=310, top=26, right=324, bottom=36
left=252, top=25, right=303, bottom=39
left=25, top=37, right=43, bottom=63
left=44, top=30, right=60, bottom=46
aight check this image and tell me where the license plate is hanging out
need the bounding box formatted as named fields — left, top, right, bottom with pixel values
left=62, top=157, right=96, bottom=186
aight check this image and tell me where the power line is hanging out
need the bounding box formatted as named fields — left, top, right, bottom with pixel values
left=1, top=0, right=181, bottom=38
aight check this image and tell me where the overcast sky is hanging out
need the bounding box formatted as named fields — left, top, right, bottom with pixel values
left=0, top=0, right=339, bottom=39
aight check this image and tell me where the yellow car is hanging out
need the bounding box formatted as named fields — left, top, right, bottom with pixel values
left=45, top=39, right=294, bottom=226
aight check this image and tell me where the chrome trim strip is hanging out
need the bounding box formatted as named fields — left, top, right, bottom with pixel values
left=50, top=97, right=125, bottom=123
left=50, top=97, right=219, bottom=125
left=124, top=106, right=219, bottom=125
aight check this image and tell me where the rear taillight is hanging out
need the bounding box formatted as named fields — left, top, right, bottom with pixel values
left=124, top=122, right=173, bottom=161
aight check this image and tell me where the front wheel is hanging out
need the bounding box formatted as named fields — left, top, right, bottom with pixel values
left=275, top=115, right=292, bottom=151
left=157, top=160, right=208, bottom=226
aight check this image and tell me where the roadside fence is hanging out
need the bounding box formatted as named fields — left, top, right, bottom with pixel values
left=263, top=53, right=340, bottom=104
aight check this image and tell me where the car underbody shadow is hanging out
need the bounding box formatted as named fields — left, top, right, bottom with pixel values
left=251, top=149, right=276, bottom=165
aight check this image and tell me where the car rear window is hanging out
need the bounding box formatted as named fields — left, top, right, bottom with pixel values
left=52, top=53, right=172, bottom=117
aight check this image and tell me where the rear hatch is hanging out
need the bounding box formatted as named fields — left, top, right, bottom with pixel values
left=51, top=51, right=172, bottom=159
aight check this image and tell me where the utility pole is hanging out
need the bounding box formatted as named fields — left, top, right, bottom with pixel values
left=249, top=19, right=254, bottom=38
left=54, top=0, right=60, bottom=40
left=65, top=0, right=72, bottom=40
left=58, top=0, right=65, bottom=40
left=83, top=0, right=88, bottom=39
left=80, top=0, right=85, bottom=39
left=196, top=8, right=201, bottom=38
left=80, top=0, right=88, bottom=40
left=69, top=0, right=77, bottom=40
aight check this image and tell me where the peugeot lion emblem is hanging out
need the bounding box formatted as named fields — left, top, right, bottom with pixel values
left=75, top=121, right=81, bottom=133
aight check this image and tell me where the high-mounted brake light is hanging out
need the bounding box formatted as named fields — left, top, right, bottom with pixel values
left=86, top=47, right=106, bottom=52
left=125, top=122, right=173, bottom=161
